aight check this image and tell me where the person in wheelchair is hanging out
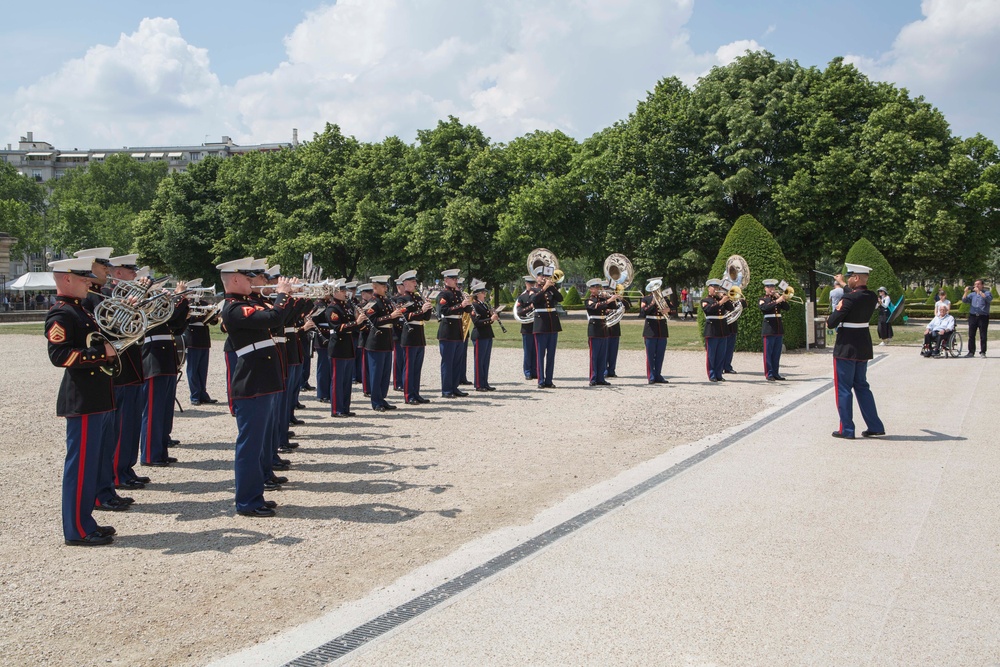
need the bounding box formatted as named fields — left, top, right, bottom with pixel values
left=922, top=303, right=955, bottom=357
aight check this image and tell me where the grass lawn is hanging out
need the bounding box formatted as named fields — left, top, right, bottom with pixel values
left=7, top=318, right=1000, bottom=350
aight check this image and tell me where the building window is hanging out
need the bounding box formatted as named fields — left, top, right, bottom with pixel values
left=189, top=152, right=201, bottom=161
left=32, top=169, right=42, bottom=182
left=33, top=263, right=43, bottom=272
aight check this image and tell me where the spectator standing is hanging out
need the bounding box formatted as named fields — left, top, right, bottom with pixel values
left=962, top=279, right=992, bottom=357
left=934, top=289, right=950, bottom=310
left=876, top=287, right=893, bottom=346
left=828, top=274, right=845, bottom=313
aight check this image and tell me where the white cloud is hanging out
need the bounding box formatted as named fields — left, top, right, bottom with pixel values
left=846, top=0, right=1000, bottom=139
left=1, top=1, right=773, bottom=149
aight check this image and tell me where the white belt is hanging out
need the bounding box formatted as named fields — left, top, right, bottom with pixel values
left=535, top=308, right=556, bottom=313
left=841, top=322, right=868, bottom=329
left=284, top=327, right=297, bottom=333
left=645, top=315, right=665, bottom=320
left=587, top=315, right=606, bottom=320
left=705, top=315, right=724, bottom=320
left=143, top=334, right=174, bottom=344
left=378, top=324, right=393, bottom=329
left=443, top=315, right=463, bottom=319
left=273, top=336, right=287, bottom=343
left=407, top=321, right=425, bottom=326
left=235, top=339, right=276, bottom=357
left=763, top=314, right=781, bottom=319
left=188, top=321, right=205, bottom=327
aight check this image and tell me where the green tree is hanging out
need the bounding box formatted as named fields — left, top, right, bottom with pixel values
left=0, top=162, right=47, bottom=266
left=698, top=215, right=806, bottom=351
left=843, top=237, right=903, bottom=324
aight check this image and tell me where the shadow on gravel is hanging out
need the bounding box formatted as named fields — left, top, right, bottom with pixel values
left=115, top=528, right=292, bottom=554
left=290, top=460, right=406, bottom=475
left=125, top=499, right=235, bottom=521
left=276, top=502, right=462, bottom=523
left=288, top=479, right=452, bottom=496
left=877, top=430, right=967, bottom=442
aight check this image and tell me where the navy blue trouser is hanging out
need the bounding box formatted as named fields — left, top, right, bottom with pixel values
left=606, top=336, right=620, bottom=375
left=186, top=347, right=210, bottom=402
left=367, top=350, right=392, bottom=408
left=140, top=374, right=175, bottom=464
left=588, top=337, right=608, bottom=384
left=316, top=353, right=331, bottom=400
left=63, top=411, right=114, bottom=541
left=354, top=345, right=364, bottom=383
left=534, top=333, right=558, bottom=386
left=644, top=337, right=667, bottom=382
left=90, top=407, right=118, bottom=507
left=522, top=333, right=537, bottom=378
left=833, top=358, right=885, bottom=437
left=705, top=337, right=726, bottom=380
left=439, top=340, right=461, bottom=395
left=331, top=358, right=354, bottom=415
left=113, top=384, right=143, bottom=486
left=763, top=335, right=783, bottom=379
left=403, top=346, right=425, bottom=402
left=300, top=344, right=312, bottom=389
left=473, top=338, right=494, bottom=389
left=393, top=340, right=404, bottom=390
left=233, top=392, right=278, bottom=512
left=286, top=364, right=302, bottom=425
left=724, top=333, right=737, bottom=372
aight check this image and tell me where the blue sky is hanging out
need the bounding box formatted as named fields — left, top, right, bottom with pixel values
left=1, top=1, right=996, bottom=148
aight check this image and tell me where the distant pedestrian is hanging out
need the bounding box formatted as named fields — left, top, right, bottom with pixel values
left=962, top=279, right=992, bottom=357
left=876, top=287, right=893, bottom=346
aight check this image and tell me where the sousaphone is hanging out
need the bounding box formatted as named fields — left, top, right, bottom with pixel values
left=603, top=253, right=634, bottom=327
left=721, top=254, right=750, bottom=324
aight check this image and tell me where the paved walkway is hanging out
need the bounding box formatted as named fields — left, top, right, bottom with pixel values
left=215, top=349, right=1000, bottom=666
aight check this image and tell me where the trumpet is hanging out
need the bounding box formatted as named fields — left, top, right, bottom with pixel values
left=782, top=285, right=804, bottom=304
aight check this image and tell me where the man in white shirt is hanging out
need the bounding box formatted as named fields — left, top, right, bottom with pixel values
left=922, top=303, right=956, bottom=357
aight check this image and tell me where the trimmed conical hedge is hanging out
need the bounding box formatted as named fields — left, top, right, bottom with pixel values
left=562, top=286, right=583, bottom=306
left=698, top=215, right=805, bottom=351
left=843, top=238, right=903, bottom=325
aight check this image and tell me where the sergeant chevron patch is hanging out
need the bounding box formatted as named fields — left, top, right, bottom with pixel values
left=47, top=323, right=66, bottom=343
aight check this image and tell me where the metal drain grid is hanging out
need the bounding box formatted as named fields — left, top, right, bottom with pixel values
left=286, top=377, right=842, bottom=666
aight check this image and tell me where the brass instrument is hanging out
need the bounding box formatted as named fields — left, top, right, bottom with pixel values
left=721, top=255, right=750, bottom=324
left=645, top=278, right=671, bottom=316
left=603, top=254, right=637, bottom=327
left=527, top=248, right=564, bottom=286
left=782, top=285, right=804, bottom=304
left=513, top=279, right=537, bottom=325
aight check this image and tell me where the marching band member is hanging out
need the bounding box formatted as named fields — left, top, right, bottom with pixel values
left=46, top=257, right=120, bottom=545
left=585, top=278, right=616, bottom=386
left=182, top=278, right=220, bottom=405
left=723, top=288, right=745, bottom=375
left=139, top=275, right=189, bottom=468
left=457, top=276, right=472, bottom=386
left=343, top=280, right=361, bottom=384
left=639, top=278, right=669, bottom=384
left=355, top=284, right=373, bottom=396
left=312, top=287, right=333, bottom=403
left=74, top=248, right=133, bottom=511
left=605, top=283, right=628, bottom=379
left=701, top=279, right=730, bottom=382
left=361, top=276, right=405, bottom=411
left=532, top=267, right=563, bottom=388
left=218, top=258, right=294, bottom=516
left=517, top=275, right=538, bottom=381
left=470, top=280, right=497, bottom=392
left=399, top=270, right=434, bottom=405
left=827, top=263, right=886, bottom=439
left=325, top=280, right=360, bottom=417
left=106, top=254, right=151, bottom=491
left=392, top=278, right=408, bottom=392
left=759, top=279, right=790, bottom=381
left=437, top=269, right=472, bottom=398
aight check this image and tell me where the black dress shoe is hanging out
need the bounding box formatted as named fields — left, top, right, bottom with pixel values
left=285, top=441, right=300, bottom=449
left=442, top=393, right=456, bottom=398
left=861, top=430, right=885, bottom=438
left=589, top=382, right=598, bottom=386
left=166, top=456, right=178, bottom=463
left=269, top=475, right=289, bottom=484
left=709, top=378, right=720, bottom=382
left=476, top=387, right=491, bottom=392
left=115, top=496, right=135, bottom=505
left=202, top=398, right=219, bottom=404
left=831, top=431, right=855, bottom=439
left=775, top=375, right=787, bottom=380
left=346, top=411, right=357, bottom=417
left=655, top=378, right=669, bottom=384
left=319, top=398, right=330, bottom=403
left=407, top=399, right=422, bottom=405
left=363, top=393, right=371, bottom=397
left=134, top=476, right=151, bottom=484
left=374, top=406, right=387, bottom=412
left=605, top=373, right=617, bottom=378
left=766, top=376, right=776, bottom=382
left=286, top=431, right=296, bottom=438
left=168, top=439, right=180, bottom=446
left=272, top=462, right=290, bottom=471
left=384, top=404, right=397, bottom=410
left=96, top=525, right=116, bottom=537
left=191, top=400, right=201, bottom=406
left=458, top=380, right=472, bottom=386
left=416, top=397, right=430, bottom=404
left=597, top=381, right=611, bottom=386
left=264, top=481, right=282, bottom=490
left=295, top=402, right=306, bottom=410
left=542, top=383, right=557, bottom=388
left=303, top=383, right=315, bottom=390
left=454, top=390, right=469, bottom=397
left=237, top=507, right=276, bottom=517
left=290, top=417, right=305, bottom=425
left=486, top=386, right=496, bottom=391
left=332, top=412, right=350, bottom=418
left=723, top=369, right=737, bottom=374
left=95, top=499, right=130, bottom=512
left=262, top=500, right=278, bottom=509
left=65, top=532, right=114, bottom=547
left=717, top=376, right=727, bottom=382
left=116, top=480, right=146, bottom=490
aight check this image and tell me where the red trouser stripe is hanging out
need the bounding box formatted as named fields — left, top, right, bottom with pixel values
left=113, top=405, right=123, bottom=485
left=76, top=415, right=89, bottom=538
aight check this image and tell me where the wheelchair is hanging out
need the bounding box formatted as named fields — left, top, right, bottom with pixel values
left=941, top=330, right=963, bottom=358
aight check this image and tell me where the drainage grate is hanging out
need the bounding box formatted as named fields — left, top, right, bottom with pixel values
left=286, top=375, right=850, bottom=666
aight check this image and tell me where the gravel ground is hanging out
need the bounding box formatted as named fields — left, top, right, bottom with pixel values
left=0, top=334, right=834, bottom=666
